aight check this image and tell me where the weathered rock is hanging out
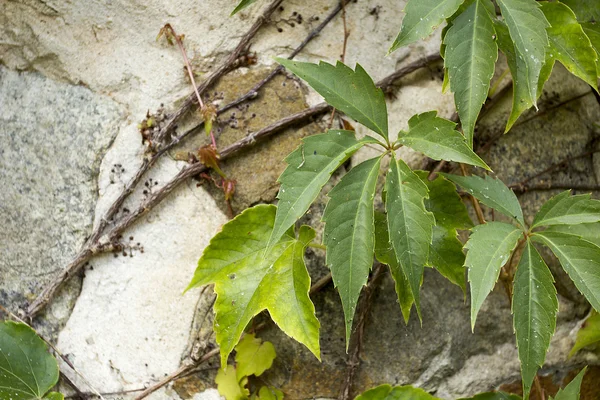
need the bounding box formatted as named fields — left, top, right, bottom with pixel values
left=0, top=66, right=122, bottom=338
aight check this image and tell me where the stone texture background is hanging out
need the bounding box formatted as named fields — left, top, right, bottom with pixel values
left=1, top=0, right=599, bottom=399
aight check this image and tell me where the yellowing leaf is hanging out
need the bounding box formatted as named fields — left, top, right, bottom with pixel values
left=187, top=204, right=320, bottom=366
left=216, top=367, right=249, bottom=400
left=235, top=334, right=276, bottom=380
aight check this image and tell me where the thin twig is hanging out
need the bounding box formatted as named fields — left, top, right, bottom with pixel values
left=338, top=264, right=385, bottom=400
left=26, top=51, right=442, bottom=319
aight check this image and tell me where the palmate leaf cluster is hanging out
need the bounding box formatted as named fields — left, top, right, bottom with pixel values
left=188, top=59, right=489, bottom=364
left=194, top=1, right=600, bottom=398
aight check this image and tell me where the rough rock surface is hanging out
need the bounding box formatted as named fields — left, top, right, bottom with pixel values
left=0, top=66, right=122, bottom=338
left=1, top=0, right=600, bottom=399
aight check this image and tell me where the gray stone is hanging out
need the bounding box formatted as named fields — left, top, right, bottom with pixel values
left=0, top=66, right=122, bottom=337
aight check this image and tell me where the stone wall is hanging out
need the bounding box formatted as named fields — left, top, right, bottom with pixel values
left=1, top=0, right=599, bottom=399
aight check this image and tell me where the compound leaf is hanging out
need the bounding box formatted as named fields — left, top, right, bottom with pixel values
left=532, top=230, right=600, bottom=313
left=276, top=58, right=388, bottom=140
left=540, top=2, right=598, bottom=90
left=570, top=312, right=600, bottom=357
left=443, top=0, right=498, bottom=146
left=532, top=191, right=600, bottom=228
left=187, top=204, right=320, bottom=366
left=465, top=222, right=523, bottom=329
left=385, top=157, right=435, bottom=320
left=389, top=0, right=465, bottom=52
left=397, top=111, right=490, bottom=169
left=0, top=321, right=60, bottom=400
left=497, top=0, right=549, bottom=105
left=235, top=334, right=276, bottom=380
left=323, top=157, right=381, bottom=344
left=513, top=241, right=558, bottom=400
left=441, top=173, right=525, bottom=227
left=267, top=130, right=368, bottom=252
left=375, top=211, right=414, bottom=324
left=551, top=367, right=586, bottom=400
left=231, top=0, right=259, bottom=16
left=355, top=384, right=440, bottom=400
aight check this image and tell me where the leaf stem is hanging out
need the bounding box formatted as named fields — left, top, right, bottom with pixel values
left=308, top=242, right=327, bottom=250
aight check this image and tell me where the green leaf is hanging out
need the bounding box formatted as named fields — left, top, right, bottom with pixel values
left=513, top=241, right=558, bottom=400
left=355, top=384, right=440, bottom=400
left=546, top=222, right=600, bottom=247
left=532, top=230, right=600, bottom=313
left=441, top=174, right=525, bottom=227
left=389, top=0, right=465, bottom=53
left=396, top=111, right=491, bottom=169
left=459, top=393, right=522, bottom=400
left=216, top=367, right=249, bottom=400
left=231, top=0, right=259, bottom=16
left=187, top=204, right=320, bottom=366
left=495, top=20, right=538, bottom=132
left=532, top=190, right=600, bottom=228
left=540, top=2, right=598, bottom=90
left=465, top=222, right=523, bottom=329
left=43, top=393, right=64, bottom=400
left=551, top=367, right=586, bottom=400
left=415, top=172, right=471, bottom=293
left=561, top=0, right=600, bottom=23
left=267, top=130, right=367, bottom=252
left=443, top=0, right=498, bottom=146
left=323, top=157, right=381, bottom=344
left=375, top=211, right=415, bottom=324
left=429, top=226, right=467, bottom=294
left=0, top=321, right=60, bottom=400
left=276, top=58, right=389, bottom=139
left=570, top=312, right=600, bottom=357
left=497, top=0, right=550, bottom=106
left=254, top=386, right=283, bottom=400
left=235, top=334, right=276, bottom=380
left=581, top=23, right=600, bottom=76
left=385, top=157, right=435, bottom=320
left=416, top=172, right=474, bottom=231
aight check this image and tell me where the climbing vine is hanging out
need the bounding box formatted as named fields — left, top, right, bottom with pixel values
left=2, top=0, right=600, bottom=400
